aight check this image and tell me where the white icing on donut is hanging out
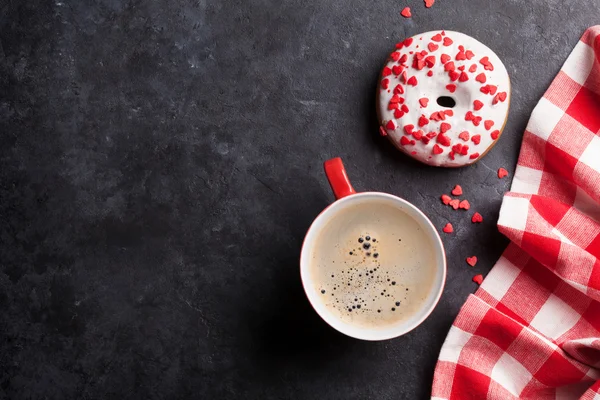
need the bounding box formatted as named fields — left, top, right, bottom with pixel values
left=378, top=30, right=510, bottom=167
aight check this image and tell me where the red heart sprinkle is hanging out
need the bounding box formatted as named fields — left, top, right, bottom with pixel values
left=472, top=212, right=483, bottom=223
left=432, top=144, right=443, bottom=155
left=465, top=50, right=475, bottom=60
left=412, top=129, right=424, bottom=140
left=466, top=256, right=478, bottom=267
left=441, top=194, right=451, bottom=205
left=452, top=143, right=463, bottom=154
left=388, top=103, right=399, bottom=110
left=419, top=98, right=429, bottom=107
left=475, top=73, right=486, bottom=83
left=401, top=7, right=412, bottom=18
left=425, top=0, right=435, bottom=8
left=411, top=151, right=417, bottom=155
left=395, top=43, right=404, bottom=49
left=404, top=124, right=414, bottom=134
left=446, top=84, right=456, bottom=93
left=400, top=136, right=411, bottom=145
left=441, top=54, right=451, bottom=64
left=431, top=33, right=442, bottom=42
left=498, top=168, right=508, bottom=179
left=465, top=111, right=474, bottom=121
left=381, top=79, right=389, bottom=89
left=436, top=133, right=451, bottom=147
left=491, top=130, right=500, bottom=140
left=404, top=37, right=414, bottom=47
left=444, top=109, right=454, bottom=116
left=480, top=85, right=490, bottom=94
left=421, top=136, right=430, bottom=144
left=472, top=274, right=483, bottom=285
left=382, top=67, right=392, bottom=77
left=392, top=65, right=403, bottom=75
left=400, top=54, right=408, bottom=63
left=458, top=65, right=465, bottom=71
left=472, top=116, right=482, bottom=126
left=407, top=76, right=418, bottom=86
left=414, top=58, right=426, bottom=70
left=428, top=43, right=439, bottom=52
left=386, top=120, right=396, bottom=130
left=459, top=72, right=469, bottom=82
left=429, top=112, right=442, bottom=121
left=451, top=185, right=462, bottom=196
left=440, top=122, right=451, bottom=133
left=393, top=84, right=404, bottom=94
left=443, top=37, right=453, bottom=46
left=390, top=95, right=401, bottom=103
left=471, top=135, right=481, bottom=145
left=459, top=131, right=470, bottom=141
left=427, top=70, right=433, bottom=77
left=456, top=51, right=466, bottom=61
left=401, top=70, right=408, bottom=83
left=459, top=200, right=470, bottom=210
left=425, top=55, right=436, bottom=68
left=493, top=91, right=507, bottom=105
left=488, top=85, right=497, bottom=95
left=426, top=131, right=437, bottom=139
left=484, top=120, right=494, bottom=130
left=442, top=223, right=453, bottom=233
left=379, top=126, right=388, bottom=137
left=449, top=199, right=460, bottom=210
left=390, top=52, right=401, bottom=61
left=473, top=100, right=484, bottom=111
left=469, top=152, right=480, bottom=159
left=449, top=151, right=456, bottom=160
left=401, top=104, right=409, bottom=113
left=419, top=115, right=429, bottom=127
left=444, top=61, right=455, bottom=72
left=449, top=71, right=460, bottom=81
left=469, top=64, right=477, bottom=73
left=394, top=109, right=404, bottom=118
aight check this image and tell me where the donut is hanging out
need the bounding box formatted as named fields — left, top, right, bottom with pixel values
left=377, top=30, right=510, bottom=167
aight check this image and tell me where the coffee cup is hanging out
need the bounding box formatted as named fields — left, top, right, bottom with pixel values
left=300, top=157, right=446, bottom=340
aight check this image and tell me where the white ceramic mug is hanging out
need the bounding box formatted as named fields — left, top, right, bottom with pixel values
left=300, top=157, right=446, bottom=340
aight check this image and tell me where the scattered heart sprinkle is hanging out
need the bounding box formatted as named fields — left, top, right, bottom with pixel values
left=401, top=7, right=412, bottom=18
left=451, top=185, right=463, bottom=196
left=498, top=168, right=509, bottom=179
left=466, top=256, right=478, bottom=267
left=442, top=223, right=453, bottom=233
left=424, top=0, right=434, bottom=8
left=449, top=199, right=460, bottom=210
left=472, top=274, right=483, bottom=285
left=441, top=194, right=451, bottom=205
left=459, top=200, right=470, bottom=210
left=472, top=212, right=483, bottom=223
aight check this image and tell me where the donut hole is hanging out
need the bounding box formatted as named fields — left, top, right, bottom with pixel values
left=436, top=96, right=456, bottom=108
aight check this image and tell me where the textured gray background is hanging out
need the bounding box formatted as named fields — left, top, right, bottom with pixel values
left=1, top=0, right=598, bottom=399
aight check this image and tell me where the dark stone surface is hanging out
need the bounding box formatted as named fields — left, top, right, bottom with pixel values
left=0, top=0, right=597, bottom=398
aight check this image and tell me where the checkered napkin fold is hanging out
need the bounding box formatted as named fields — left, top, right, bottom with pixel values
left=432, top=26, right=600, bottom=400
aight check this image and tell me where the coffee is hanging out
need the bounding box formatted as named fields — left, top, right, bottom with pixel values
left=308, top=199, right=438, bottom=330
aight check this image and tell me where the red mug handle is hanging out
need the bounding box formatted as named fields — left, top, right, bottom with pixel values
left=324, top=157, right=357, bottom=200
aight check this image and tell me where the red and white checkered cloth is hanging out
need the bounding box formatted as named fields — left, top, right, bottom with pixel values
left=432, top=26, right=600, bottom=400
